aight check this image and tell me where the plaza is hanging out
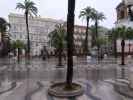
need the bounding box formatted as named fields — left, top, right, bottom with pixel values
left=0, top=57, right=131, bottom=100
left=1, top=0, right=133, bottom=99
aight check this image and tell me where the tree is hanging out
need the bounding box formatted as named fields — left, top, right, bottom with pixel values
left=126, top=27, right=133, bottom=54
left=95, top=36, right=108, bottom=60
left=110, top=28, right=121, bottom=58
left=0, top=18, right=10, bottom=57
left=117, top=26, right=127, bottom=65
left=11, top=40, right=25, bottom=62
left=48, top=24, right=66, bottom=66
left=95, top=36, right=108, bottom=48
left=79, top=7, right=96, bottom=55
left=92, top=11, right=106, bottom=46
left=66, top=0, right=75, bottom=88
left=91, top=11, right=105, bottom=61
left=90, top=25, right=108, bottom=47
left=16, top=0, right=38, bottom=59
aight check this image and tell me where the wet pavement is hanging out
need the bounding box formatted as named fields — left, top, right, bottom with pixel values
left=0, top=57, right=132, bottom=100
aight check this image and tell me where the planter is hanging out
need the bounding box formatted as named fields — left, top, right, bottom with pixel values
left=48, top=82, right=84, bottom=97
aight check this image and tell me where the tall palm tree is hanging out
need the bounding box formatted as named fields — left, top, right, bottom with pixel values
left=66, top=0, right=75, bottom=88
left=11, top=40, right=25, bottom=62
left=79, top=7, right=96, bottom=55
left=92, top=11, right=105, bottom=40
left=95, top=36, right=108, bottom=59
left=110, top=28, right=121, bottom=58
left=16, top=0, right=38, bottom=59
left=126, top=27, right=133, bottom=54
left=117, top=26, right=127, bottom=65
left=92, top=11, right=105, bottom=61
left=48, top=24, right=66, bottom=66
left=0, top=18, right=10, bottom=57
left=116, top=26, right=128, bottom=78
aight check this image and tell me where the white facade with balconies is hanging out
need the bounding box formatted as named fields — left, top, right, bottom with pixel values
left=8, top=13, right=64, bottom=56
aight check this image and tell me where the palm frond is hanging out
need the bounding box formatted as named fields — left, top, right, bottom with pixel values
left=16, top=0, right=38, bottom=17
left=16, top=3, right=25, bottom=10
left=48, top=24, right=66, bottom=50
left=79, top=6, right=95, bottom=20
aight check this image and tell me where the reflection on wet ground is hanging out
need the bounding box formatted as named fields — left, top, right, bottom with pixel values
left=0, top=57, right=131, bottom=100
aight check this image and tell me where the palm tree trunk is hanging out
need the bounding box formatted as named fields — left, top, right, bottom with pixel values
left=58, top=49, right=62, bottom=66
left=121, top=39, right=125, bottom=65
left=17, top=48, right=20, bottom=63
left=91, top=33, right=95, bottom=47
left=95, top=19, right=99, bottom=61
left=1, top=32, right=5, bottom=57
left=97, top=45, right=100, bottom=62
left=84, top=17, right=89, bottom=55
left=121, top=39, right=125, bottom=79
left=25, top=12, right=30, bottom=59
left=114, top=38, right=117, bottom=58
left=129, top=40, right=131, bottom=54
left=66, top=0, right=75, bottom=88
left=95, top=19, right=98, bottom=38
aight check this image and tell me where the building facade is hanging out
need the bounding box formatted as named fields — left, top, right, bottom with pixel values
left=116, top=0, right=133, bottom=28
left=9, top=13, right=92, bottom=56
left=9, top=13, right=64, bottom=56
left=64, top=24, right=91, bottom=55
left=116, top=0, right=133, bottom=54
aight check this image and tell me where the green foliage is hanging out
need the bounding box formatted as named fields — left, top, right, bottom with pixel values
left=79, top=6, right=96, bottom=20
left=95, top=36, right=108, bottom=46
left=91, top=11, right=106, bottom=23
left=0, top=18, right=7, bottom=33
left=16, top=0, right=38, bottom=16
left=110, top=26, right=133, bottom=40
left=126, top=27, right=133, bottom=40
left=48, top=24, right=66, bottom=51
left=11, top=40, right=25, bottom=49
left=16, top=0, right=38, bottom=57
left=0, top=18, right=10, bottom=37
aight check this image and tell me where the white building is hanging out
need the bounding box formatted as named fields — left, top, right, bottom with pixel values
left=9, top=13, right=64, bottom=56
left=115, top=0, right=133, bottom=53
left=116, top=0, right=133, bottom=28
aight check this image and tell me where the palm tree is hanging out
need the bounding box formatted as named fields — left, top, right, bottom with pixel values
left=16, top=0, right=38, bottom=59
left=117, top=26, right=127, bottom=65
left=79, top=7, right=96, bottom=55
left=11, top=40, right=25, bottom=62
left=66, top=0, right=75, bottom=88
left=90, top=25, right=96, bottom=47
left=116, top=26, right=128, bottom=79
left=48, top=24, right=66, bottom=66
left=90, top=25, right=107, bottom=47
left=91, top=11, right=105, bottom=61
left=95, top=36, right=108, bottom=59
left=126, top=27, right=133, bottom=54
left=110, top=28, right=121, bottom=58
left=92, top=11, right=106, bottom=44
left=0, top=18, right=10, bottom=57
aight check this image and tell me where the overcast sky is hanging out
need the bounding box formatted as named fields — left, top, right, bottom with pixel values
left=0, top=0, right=122, bottom=29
